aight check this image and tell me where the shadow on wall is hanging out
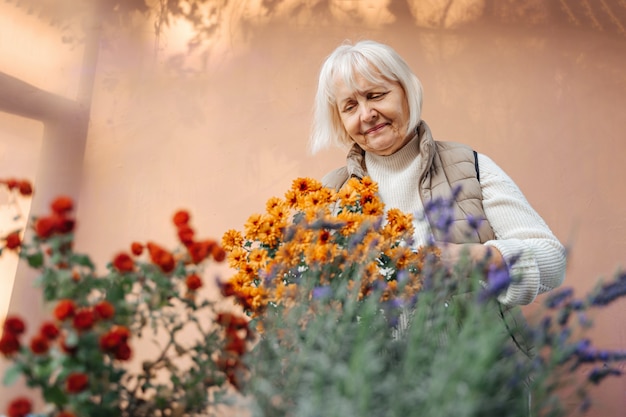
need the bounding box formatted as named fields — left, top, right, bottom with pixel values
left=6, top=0, right=626, bottom=72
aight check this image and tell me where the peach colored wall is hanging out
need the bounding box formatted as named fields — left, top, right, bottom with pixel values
left=1, top=1, right=626, bottom=415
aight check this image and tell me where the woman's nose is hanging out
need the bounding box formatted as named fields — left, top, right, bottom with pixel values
left=359, top=103, right=377, bottom=122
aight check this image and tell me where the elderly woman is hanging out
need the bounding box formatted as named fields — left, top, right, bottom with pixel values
left=311, top=40, right=566, bottom=309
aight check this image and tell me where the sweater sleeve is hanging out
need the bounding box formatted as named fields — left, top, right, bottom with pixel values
left=477, top=153, right=566, bottom=306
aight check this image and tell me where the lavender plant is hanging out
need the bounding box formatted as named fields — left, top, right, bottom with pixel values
left=237, top=188, right=626, bottom=417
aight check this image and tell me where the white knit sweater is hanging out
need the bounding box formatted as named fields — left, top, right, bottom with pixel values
left=366, top=136, right=566, bottom=306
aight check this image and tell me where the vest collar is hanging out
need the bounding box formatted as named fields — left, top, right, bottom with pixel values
left=344, top=120, right=437, bottom=181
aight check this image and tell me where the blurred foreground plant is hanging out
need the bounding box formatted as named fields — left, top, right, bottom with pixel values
left=221, top=177, right=626, bottom=417
left=0, top=180, right=251, bottom=417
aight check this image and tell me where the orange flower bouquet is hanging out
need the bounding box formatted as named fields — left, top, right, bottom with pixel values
left=219, top=177, right=438, bottom=322
left=0, top=179, right=251, bottom=417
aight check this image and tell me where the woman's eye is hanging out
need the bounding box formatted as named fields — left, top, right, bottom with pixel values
left=369, top=92, right=386, bottom=100
left=343, top=103, right=356, bottom=112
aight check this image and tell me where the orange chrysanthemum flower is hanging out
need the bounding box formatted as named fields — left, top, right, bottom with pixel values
left=221, top=229, right=244, bottom=252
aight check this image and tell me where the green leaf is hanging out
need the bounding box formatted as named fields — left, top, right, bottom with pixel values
left=43, top=385, right=68, bottom=405
left=3, top=363, right=23, bottom=386
left=70, top=253, right=95, bottom=270
left=27, top=251, right=44, bottom=268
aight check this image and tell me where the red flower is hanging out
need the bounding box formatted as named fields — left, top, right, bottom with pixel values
left=216, top=312, right=249, bottom=330
left=34, top=216, right=57, bottom=239
left=113, top=252, right=134, bottom=272
left=218, top=280, right=237, bottom=297
left=147, top=242, right=175, bottom=273
left=99, top=331, right=122, bottom=351
left=18, top=180, right=33, bottom=197
left=4, top=232, right=21, bottom=250
left=0, top=333, right=20, bottom=356
left=95, top=301, right=115, bottom=320
left=30, top=334, right=50, bottom=354
left=131, top=242, right=144, bottom=256
left=177, top=225, right=195, bottom=246
left=224, top=335, right=246, bottom=356
left=5, top=178, right=18, bottom=190
left=173, top=210, right=190, bottom=227
left=72, top=309, right=95, bottom=330
left=185, top=274, right=203, bottom=291
left=51, top=196, right=73, bottom=215
left=99, top=326, right=132, bottom=360
left=187, top=240, right=215, bottom=264
left=54, top=300, right=76, bottom=321
left=211, top=244, right=226, bottom=262
left=40, top=321, right=60, bottom=340
left=100, top=325, right=130, bottom=352
left=7, top=397, right=32, bottom=417
left=65, top=372, right=89, bottom=393
left=114, top=342, right=132, bottom=361
left=3, top=316, right=26, bottom=336
left=53, top=214, right=75, bottom=234
left=59, top=334, right=77, bottom=355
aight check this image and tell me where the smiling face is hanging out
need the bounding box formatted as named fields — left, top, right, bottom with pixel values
left=334, top=71, right=411, bottom=156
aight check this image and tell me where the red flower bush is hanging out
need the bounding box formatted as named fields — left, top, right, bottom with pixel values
left=1, top=198, right=246, bottom=416
left=65, top=372, right=89, bottom=393
left=7, top=397, right=32, bottom=417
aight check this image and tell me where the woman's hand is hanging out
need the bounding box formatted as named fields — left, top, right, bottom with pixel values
left=435, top=242, right=504, bottom=275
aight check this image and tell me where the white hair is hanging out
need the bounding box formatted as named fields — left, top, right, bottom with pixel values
left=310, top=40, right=423, bottom=154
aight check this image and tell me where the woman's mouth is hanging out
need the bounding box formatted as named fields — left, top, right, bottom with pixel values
left=364, top=123, right=388, bottom=135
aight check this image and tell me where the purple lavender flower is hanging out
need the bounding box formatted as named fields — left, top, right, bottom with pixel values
left=588, top=279, right=626, bottom=306
left=544, top=287, right=574, bottom=309
left=588, top=366, right=622, bottom=385
left=311, top=286, right=332, bottom=300
left=478, top=265, right=512, bottom=302
left=466, top=214, right=484, bottom=231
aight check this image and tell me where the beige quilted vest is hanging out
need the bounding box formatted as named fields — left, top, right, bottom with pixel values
left=322, top=121, right=496, bottom=243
